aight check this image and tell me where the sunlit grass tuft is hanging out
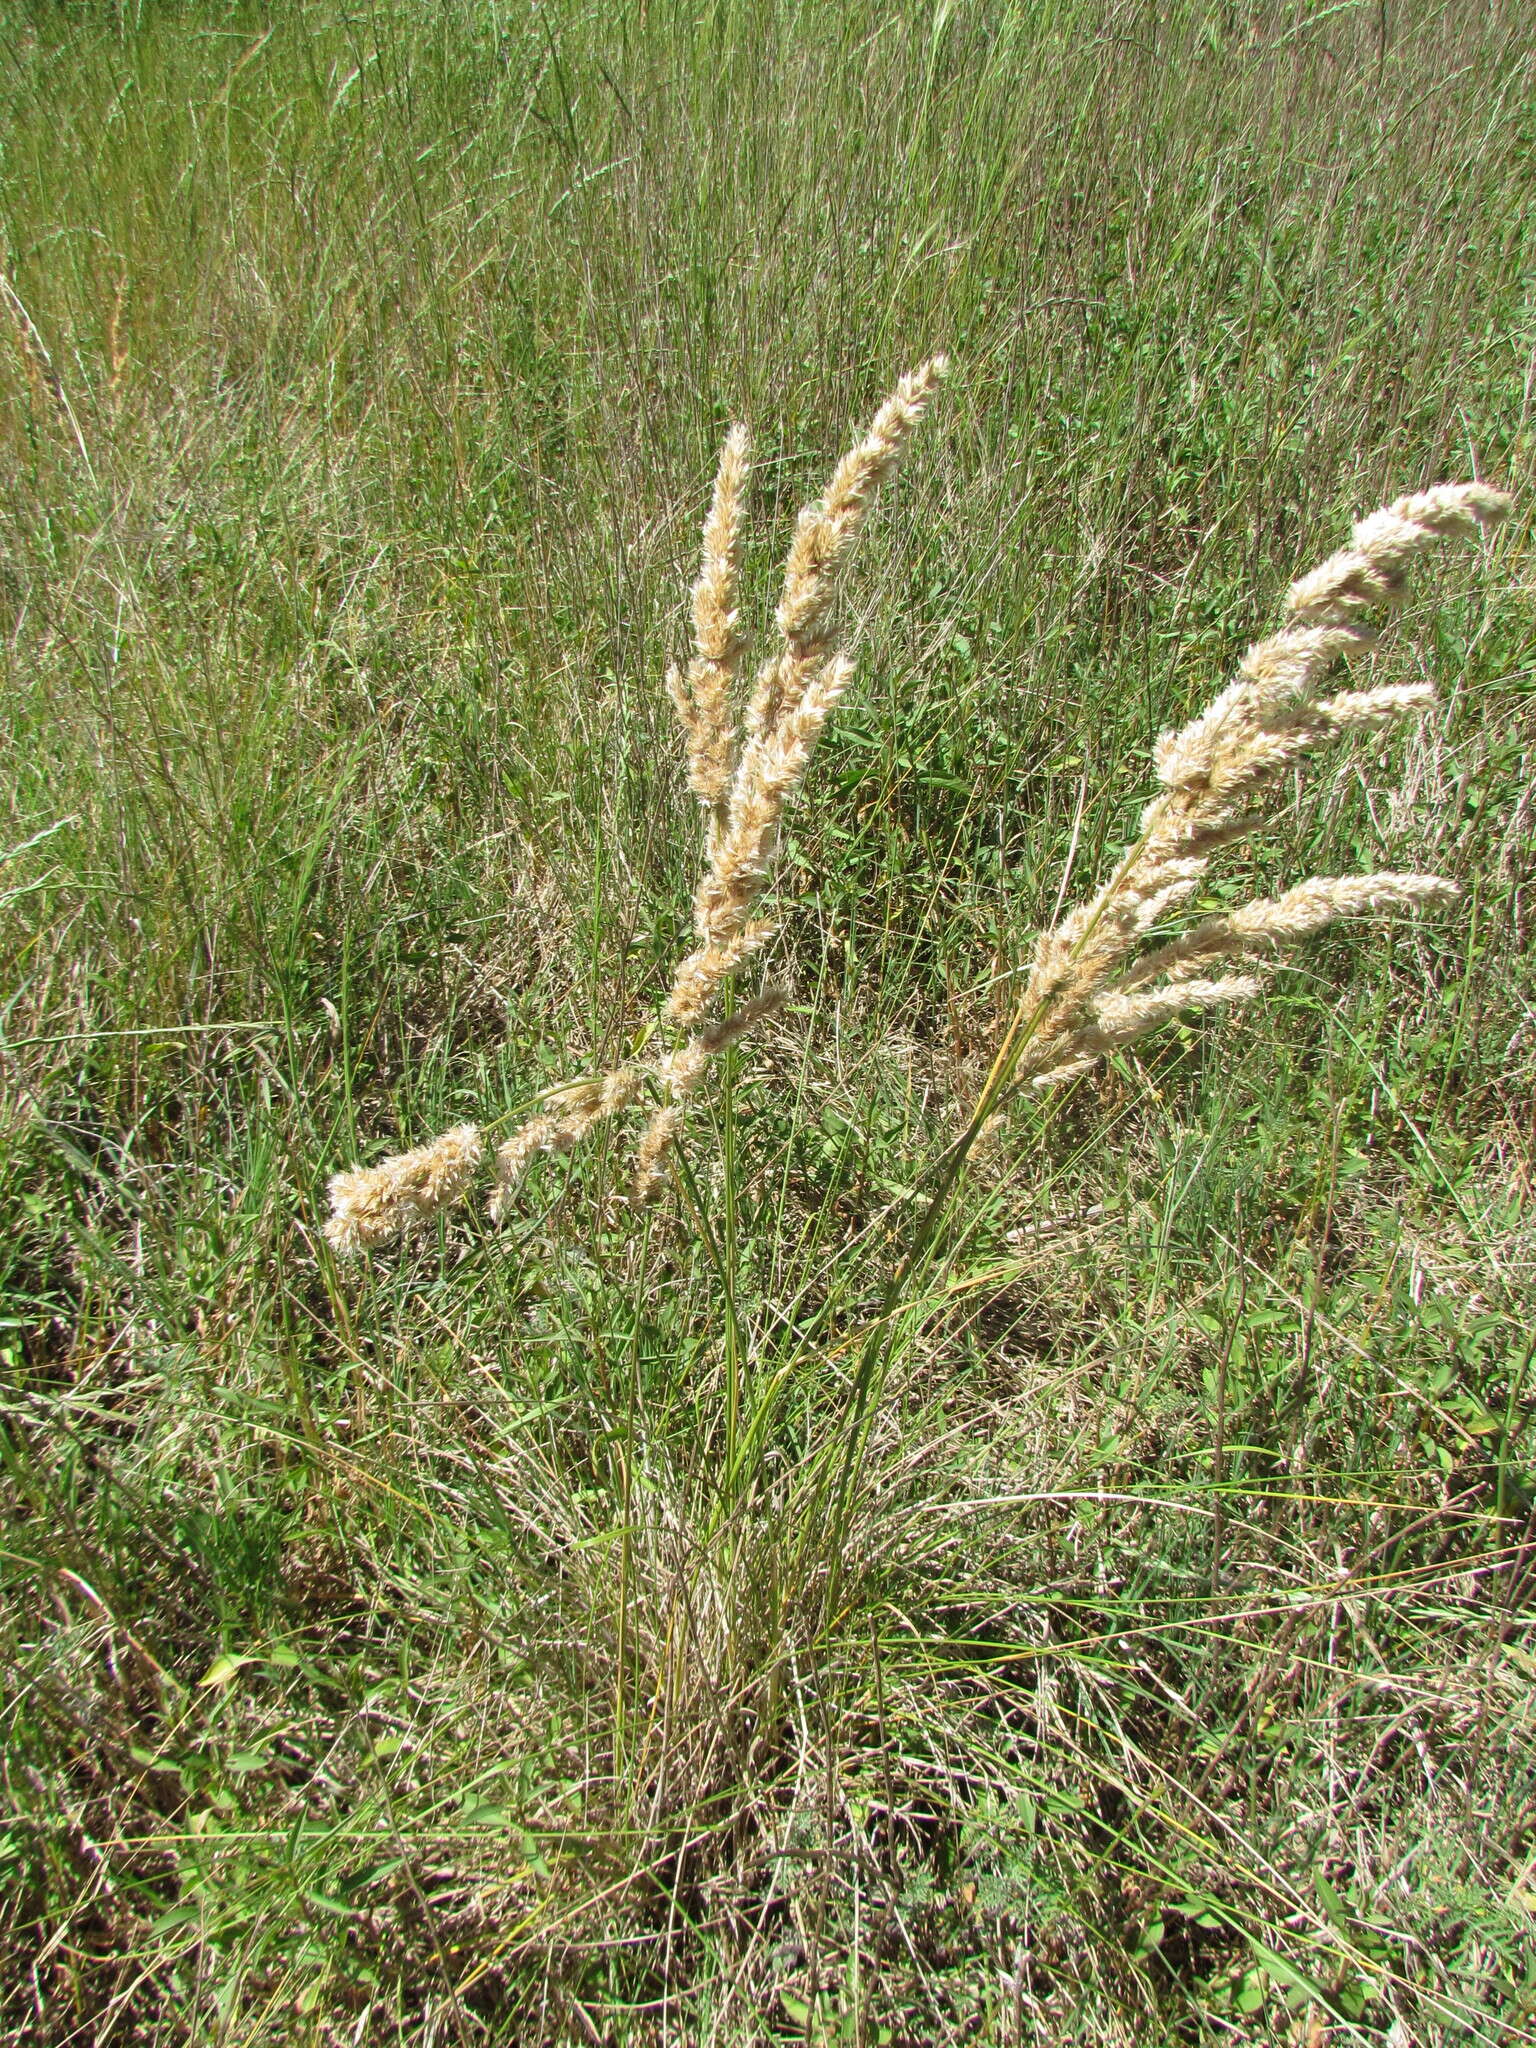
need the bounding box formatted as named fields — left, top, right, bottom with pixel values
left=2, top=3, right=1534, bottom=2044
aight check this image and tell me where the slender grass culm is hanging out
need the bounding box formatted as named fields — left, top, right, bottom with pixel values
left=821, top=480, right=1511, bottom=1535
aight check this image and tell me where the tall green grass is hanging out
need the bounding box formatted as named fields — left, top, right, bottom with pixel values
left=2, top=2, right=1534, bottom=2041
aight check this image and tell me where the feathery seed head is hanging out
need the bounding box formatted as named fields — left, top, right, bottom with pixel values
left=327, top=434, right=1506, bottom=1258
left=693, top=424, right=749, bottom=661
left=774, top=356, right=949, bottom=654
left=633, top=1105, right=682, bottom=1204
left=1285, top=483, right=1510, bottom=624
left=490, top=1115, right=564, bottom=1218
left=662, top=358, right=947, bottom=1053
left=670, top=423, right=752, bottom=809
left=1092, top=974, right=1265, bottom=1043
left=599, top=1066, right=643, bottom=1114
left=1117, top=873, right=1459, bottom=993
left=1155, top=485, right=1507, bottom=806
left=325, top=1124, right=483, bottom=1257
left=658, top=989, right=787, bottom=1099
left=1231, top=872, right=1460, bottom=939
left=1315, top=682, right=1437, bottom=732
left=1025, top=977, right=1264, bottom=1089
left=1004, top=481, right=1505, bottom=1107
left=665, top=923, right=777, bottom=1027
left=487, top=1066, right=645, bottom=1223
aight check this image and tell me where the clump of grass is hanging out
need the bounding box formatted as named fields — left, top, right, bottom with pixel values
left=7, top=10, right=1533, bottom=2038
left=319, top=470, right=1512, bottom=2004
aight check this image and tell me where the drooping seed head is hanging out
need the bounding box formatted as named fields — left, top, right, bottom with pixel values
left=325, top=1124, right=484, bottom=1257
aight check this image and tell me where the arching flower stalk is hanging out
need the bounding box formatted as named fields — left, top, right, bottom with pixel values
left=326, top=362, right=947, bottom=1250
left=980, top=482, right=1510, bottom=1106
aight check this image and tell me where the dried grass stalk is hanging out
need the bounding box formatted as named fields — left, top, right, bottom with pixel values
left=489, top=1068, right=642, bottom=1223
left=480, top=363, right=946, bottom=1227
left=667, top=358, right=949, bottom=1032
left=632, top=1105, right=683, bottom=1206
left=666, top=423, right=750, bottom=823
left=324, top=400, right=1506, bottom=1256
left=324, top=1125, right=484, bottom=1256
left=996, top=483, right=1510, bottom=1099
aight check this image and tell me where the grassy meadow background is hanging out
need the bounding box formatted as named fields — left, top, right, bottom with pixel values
left=2, top=0, right=1535, bottom=2040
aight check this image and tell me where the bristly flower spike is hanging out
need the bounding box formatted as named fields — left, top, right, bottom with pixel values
left=988, top=482, right=1510, bottom=1102
left=669, top=357, right=949, bottom=1031
left=325, top=1125, right=484, bottom=1257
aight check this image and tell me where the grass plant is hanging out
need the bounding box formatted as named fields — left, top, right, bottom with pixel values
left=3, top=3, right=1535, bottom=2044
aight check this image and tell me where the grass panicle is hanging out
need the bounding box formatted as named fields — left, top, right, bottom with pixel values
left=328, top=475, right=1506, bottom=1251
left=672, top=354, right=951, bottom=1027
left=486, top=1067, right=642, bottom=1225
left=665, top=422, right=750, bottom=824
left=331, top=361, right=947, bottom=1248
left=323, top=1123, right=483, bottom=1256
left=991, top=483, right=1511, bottom=1098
